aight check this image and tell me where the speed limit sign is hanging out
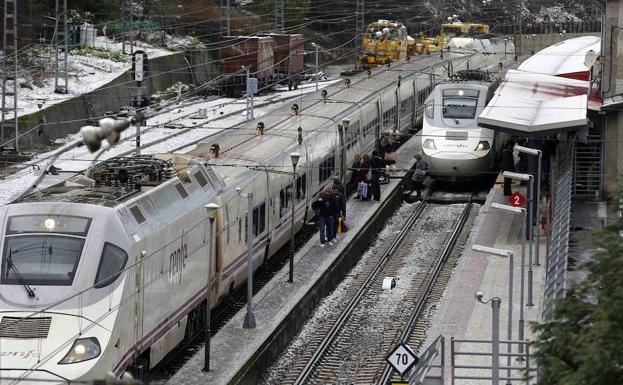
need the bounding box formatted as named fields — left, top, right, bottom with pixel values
left=386, top=343, right=418, bottom=376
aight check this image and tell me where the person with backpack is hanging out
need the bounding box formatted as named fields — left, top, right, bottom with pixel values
left=412, top=153, right=428, bottom=200
left=369, top=150, right=386, bottom=201
left=312, top=189, right=335, bottom=247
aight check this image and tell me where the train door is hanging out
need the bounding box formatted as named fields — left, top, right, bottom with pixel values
left=262, top=170, right=271, bottom=263
left=134, top=237, right=147, bottom=350
left=375, top=100, right=382, bottom=139
left=395, top=85, right=400, bottom=133
left=411, top=79, right=418, bottom=128
left=339, top=122, right=347, bottom=183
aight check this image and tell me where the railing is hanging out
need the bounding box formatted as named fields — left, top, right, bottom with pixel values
left=408, top=335, right=445, bottom=385
left=543, top=136, right=575, bottom=320
left=451, top=338, right=537, bottom=385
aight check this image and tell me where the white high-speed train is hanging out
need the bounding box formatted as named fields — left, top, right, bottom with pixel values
left=0, top=43, right=505, bottom=384
left=418, top=69, right=508, bottom=181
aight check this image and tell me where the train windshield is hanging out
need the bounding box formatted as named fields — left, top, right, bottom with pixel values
left=1, top=215, right=90, bottom=286
left=442, top=89, right=480, bottom=119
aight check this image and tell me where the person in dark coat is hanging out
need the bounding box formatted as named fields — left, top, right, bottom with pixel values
left=331, top=185, right=346, bottom=237
left=501, top=145, right=515, bottom=196
left=374, top=137, right=385, bottom=160
left=314, top=189, right=335, bottom=247
left=412, top=153, right=428, bottom=199
left=369, top=150, right=386, bottom=201
left=331, top=176, right=346, bottom=197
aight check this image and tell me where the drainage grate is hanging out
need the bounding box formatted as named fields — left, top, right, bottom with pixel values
left=0, top=317, right=52, bottom=338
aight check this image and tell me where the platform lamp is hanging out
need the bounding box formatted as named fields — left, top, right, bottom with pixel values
left=473, top=244, right=514, bottom=384
left=490, top=203, right=527, bottom=354
left=288, top=152, right=300, bottom=284
left=475, top=290, right=502, bottom=385
left=203, top=203, right=220, bottom=372
left=514, top=144, right=543, bottom=266
left=502, top=171, right=535, bottom=307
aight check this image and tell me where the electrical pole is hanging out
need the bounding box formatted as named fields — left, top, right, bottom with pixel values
left=54, top=0, right=68, bottom=94
left=1, top=0, right=18, bottom=150
left=220, top=0, right=230, bottom=39
left=355, top=0, right=364, bottom=63
left=274, top=0, right=284, bottom=33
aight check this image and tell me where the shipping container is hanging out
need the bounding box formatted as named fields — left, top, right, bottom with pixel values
left=258, top=33, right=304, bottom=89
left=219, top=36, right=274, bottom=97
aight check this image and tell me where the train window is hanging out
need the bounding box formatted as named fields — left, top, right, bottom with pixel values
left=175, top=183, right=189, bottom=199
left=194, top=171, right=208, bottom=188
left=94, top=243, right=128, bottom=288
left=1, top=235, right=85, bottom=286
left=7, top=215, right=91, bottom=236
left=280, top=187, right=291, bottom=218
left=442, top=97, right=478, bottom=119
left=296, top=174, right=306, bottom=201
left=130, top=206, right=146, bottom=224
left=244, top=215, right=248, bottom=244
left=252, top=203, right=266, bottom=236
left=238, top=218, right=242, bottom=243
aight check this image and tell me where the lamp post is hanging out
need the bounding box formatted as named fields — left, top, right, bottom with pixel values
left=490, top=203, right=527, bottom=354
left=475, top=291, right=502, bottom=385
left=203, top=203, right=220, bottom=372
left=288, top=153, right=300, bottom=283
left=514, top=145, right=543, bottom=266
left=243, top=192, right=256, bottom=328
left=503, top=38, right=508, bottom=60
left=312, top=43, right=320, bottom=91
left=503, top=171, right=535, bottom=307
left=473, top=245, right=513, bottom=384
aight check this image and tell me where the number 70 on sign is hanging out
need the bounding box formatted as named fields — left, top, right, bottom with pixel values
left=386, top=343, right=419, bottom=377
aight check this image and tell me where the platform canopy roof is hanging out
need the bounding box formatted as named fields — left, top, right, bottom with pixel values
left=517, top=36, right=600, bottom=81
left=477, top=36, right=601, bottom=137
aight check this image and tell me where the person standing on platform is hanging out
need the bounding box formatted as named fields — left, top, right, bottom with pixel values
left=370, top=150, right=386, bottom=201
left=357, top=154, right=371, bottom=200
left=331, top=184, right=346, bottom=237
left=313, top=190, right=334, bottom=247
left=412, top=153, right=428, bottom=200
left=502, top=145, right=515, bottom=196
left=350, top=153, right=361, bottom=187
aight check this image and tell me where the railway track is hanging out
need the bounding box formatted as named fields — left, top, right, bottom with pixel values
left=262, top=197, right=474, bottom=385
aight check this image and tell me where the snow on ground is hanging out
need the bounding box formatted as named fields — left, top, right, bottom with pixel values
left=0, top=79, right=340, bottom=206
left=14, top=36, right=174, bottom=118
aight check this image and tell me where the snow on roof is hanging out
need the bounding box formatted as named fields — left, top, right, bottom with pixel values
left=517, top=36, right=600, bottom=81
left=478, top=70, right=590, bottom=136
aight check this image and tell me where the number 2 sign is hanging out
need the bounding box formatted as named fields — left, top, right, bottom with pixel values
left=508, top=191, right=526, bottom=207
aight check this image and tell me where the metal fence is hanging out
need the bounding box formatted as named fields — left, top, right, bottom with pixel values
left=450, top=338, right=537, bottom=385
left=542, top=136, right=576, bottom=320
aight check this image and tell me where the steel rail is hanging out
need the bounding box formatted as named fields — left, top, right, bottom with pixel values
left=376, top=197, right=473, bottom=385
left=292, top=197, right=431, bottom=385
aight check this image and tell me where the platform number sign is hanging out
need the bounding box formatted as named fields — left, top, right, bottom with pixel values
left=386, top=343, right=418, bottom=377
left=508, top=191, right=526, bottom=207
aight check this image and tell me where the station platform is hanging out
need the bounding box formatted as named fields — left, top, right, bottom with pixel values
left=164, top=137, right=420, bottom=385
left=423, top=182, right=547, bottom=384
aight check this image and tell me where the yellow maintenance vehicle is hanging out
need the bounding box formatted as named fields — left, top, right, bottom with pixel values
left=357, top=20, right=416, bottom=69
left=415, top=22, right=490, bottom=53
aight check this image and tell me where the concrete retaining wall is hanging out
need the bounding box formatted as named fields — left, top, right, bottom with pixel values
left=518, top=32, right=600, bottom=55
left=11, top=50, right=218, bottom=151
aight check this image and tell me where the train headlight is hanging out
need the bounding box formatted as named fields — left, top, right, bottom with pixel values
left=58, top=337, right=101, bottom=364
left=423, top=139, right=436, bottom=150
left=475, top=141, right=490, bottom=151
